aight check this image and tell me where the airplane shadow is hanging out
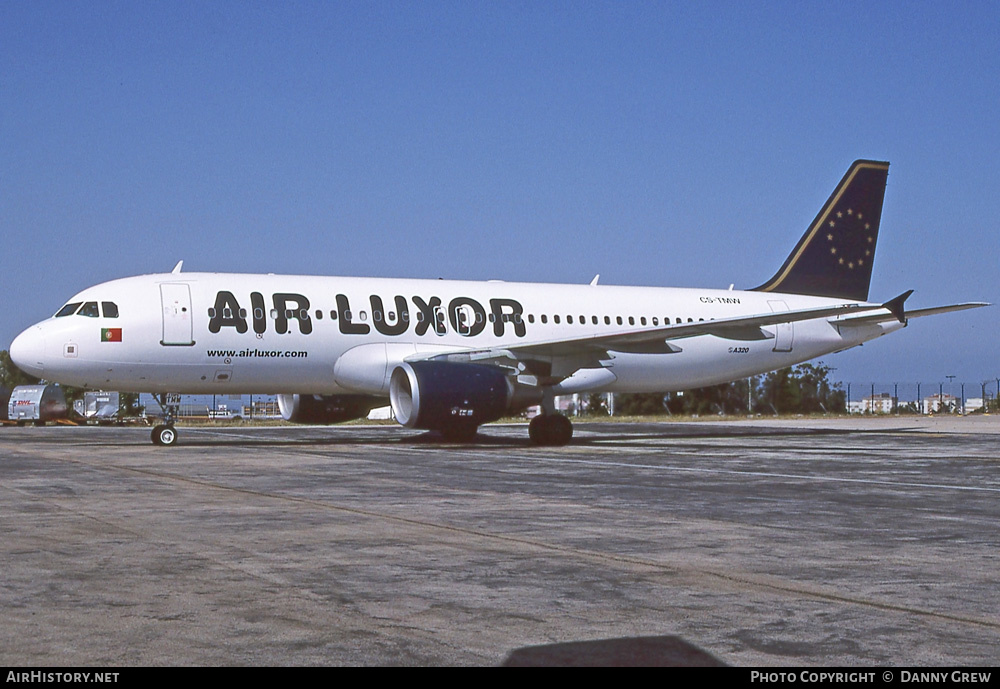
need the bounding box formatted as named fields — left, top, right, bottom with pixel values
left=501, top=634, right=728, bottom=667
left=112, top=421, right=914, bottom=451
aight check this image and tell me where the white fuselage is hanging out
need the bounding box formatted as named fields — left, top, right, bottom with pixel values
left=10, top=272, right=903, bottom=397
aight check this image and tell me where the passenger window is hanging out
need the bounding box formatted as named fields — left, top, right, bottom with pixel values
left=56, top=302, right=82, bottom=317
left=567, top=315, right=573, bottom=324
left=102, top=302, right=119, bottom=318
left=604, top=316, right=611, bottom=325
left=628, top=316, right=635, bottom=326
left=592, top=316, right=598, bottom=325
left=315, top=310, right=323, bottom=320
left=78, top=302, right=100, bottom=318
left=541, top=315, right=548, bottom=324
left=640, top=317, right=647, bottom=326
left=616, top=316, right=623, bottom=325
left=554, top=315, right=561, bottom=324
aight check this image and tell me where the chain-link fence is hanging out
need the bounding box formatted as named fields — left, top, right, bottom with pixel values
left=839, top=381, right=1000, bottom=415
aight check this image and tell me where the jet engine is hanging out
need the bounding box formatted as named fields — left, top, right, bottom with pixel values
left=389, top=361, right=520, bottom=438
left=277, top=394, right=383, bottom=425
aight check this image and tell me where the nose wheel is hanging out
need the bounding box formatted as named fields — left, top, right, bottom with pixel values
left=151, top=424, right=178, bottom=446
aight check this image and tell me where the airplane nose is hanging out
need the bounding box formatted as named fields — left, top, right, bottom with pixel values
left=9, top=325, right=46, bottom=377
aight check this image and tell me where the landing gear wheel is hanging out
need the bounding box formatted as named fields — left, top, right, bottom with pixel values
left=529, top=414, right=573, bottom=446
left=151, top=424, right=178, bottom=446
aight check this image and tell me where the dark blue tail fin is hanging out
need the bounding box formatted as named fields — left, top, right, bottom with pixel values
left=753, top=159, right=889, bottom=301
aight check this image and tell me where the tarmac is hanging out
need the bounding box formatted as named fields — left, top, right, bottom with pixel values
left=1, top=416, right=998, bottom=666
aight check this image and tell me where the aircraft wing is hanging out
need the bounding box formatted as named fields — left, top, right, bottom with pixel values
left=412, top=299, right=897, bottom=379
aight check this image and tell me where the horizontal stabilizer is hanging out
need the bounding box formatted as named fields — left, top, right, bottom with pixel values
left=836, top=299, right=989, bottom=326
left=905, top=302, right=991, bottom=319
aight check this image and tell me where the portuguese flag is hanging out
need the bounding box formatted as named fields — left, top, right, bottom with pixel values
left=101, top=328, right=122, bottom=342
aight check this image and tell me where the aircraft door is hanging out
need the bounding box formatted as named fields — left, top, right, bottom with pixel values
left=767, top=300, right=794, bottom=352
left=160, top=283, right=195, bottom=346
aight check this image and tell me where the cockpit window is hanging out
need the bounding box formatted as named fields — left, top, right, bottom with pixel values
left=55, top=302, right=82, bottom=317
left=54, top=300, right=119, bottom=318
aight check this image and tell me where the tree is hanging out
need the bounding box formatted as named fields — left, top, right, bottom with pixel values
left=583, top=393, right=608, bottom=416
left=610, top=361, right=844, bottom=417
left=757, top=362, right=844, bottom=414
left=615, top=392, right=667, bottom=416
left=119, top=392, right=144, bottom=418
left=0, top=350, right=40, bottom=389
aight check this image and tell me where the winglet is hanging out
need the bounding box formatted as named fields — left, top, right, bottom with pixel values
left=171, top=260, right=184, bottom=274
left=590, top=274, right=600, bottom=286
left=882, top=289, right=913, bottom=324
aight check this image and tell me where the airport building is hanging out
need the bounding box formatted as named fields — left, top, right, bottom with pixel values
left=847, top=393, right=897, bottom=414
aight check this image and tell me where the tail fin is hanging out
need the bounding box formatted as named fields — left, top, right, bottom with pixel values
left=753, top=159, right=889, bottom=301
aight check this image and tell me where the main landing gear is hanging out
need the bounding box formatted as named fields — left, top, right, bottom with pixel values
left=528, top=391, right=573, bottom=446
left=528, top=414, right=573, bottom=445
left=151, top=393, right=180, bottom=446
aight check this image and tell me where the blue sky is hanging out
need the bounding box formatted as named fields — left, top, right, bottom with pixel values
left=2, top=1, right=997, bottom=386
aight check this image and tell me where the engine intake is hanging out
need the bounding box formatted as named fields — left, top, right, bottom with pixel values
left=389, top=361, right=512, bottom=431
left=278, top=394, right=383, bottom=425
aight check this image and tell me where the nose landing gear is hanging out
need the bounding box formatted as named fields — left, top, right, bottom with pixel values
left=150, top=394, right=181, bottom=446
left=151, top=424, right=178, bottom=446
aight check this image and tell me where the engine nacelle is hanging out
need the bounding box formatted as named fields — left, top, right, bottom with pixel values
left=389, top=361, right=512, bottom=431
left=278, top=394, right=383, bottom=425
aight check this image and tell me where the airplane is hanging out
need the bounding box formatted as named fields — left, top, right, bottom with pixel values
left=9, top=160, right=988, bottom=446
